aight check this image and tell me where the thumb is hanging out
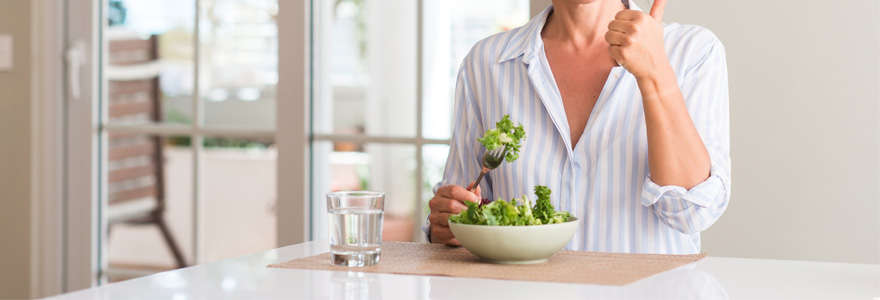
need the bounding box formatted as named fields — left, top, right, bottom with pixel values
left=466, top=182, right=482, bottom=200
left=649, top=0, right=667, bottom=22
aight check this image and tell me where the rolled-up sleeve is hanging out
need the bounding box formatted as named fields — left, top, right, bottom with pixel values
left=423, top=57, right=488, bottom=242
left=640, top=29, right=731, bottom=235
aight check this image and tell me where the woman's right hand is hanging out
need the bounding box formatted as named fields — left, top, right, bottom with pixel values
left=428, top=182, right=481, bottom=246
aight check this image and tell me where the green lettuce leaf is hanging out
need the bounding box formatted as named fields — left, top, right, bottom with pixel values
left=448, top=186, right=570, bottom=226
left=476, top=115, right=526, bottom=162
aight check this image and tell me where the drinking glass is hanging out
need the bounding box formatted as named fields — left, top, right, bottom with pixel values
left=326, top=191, right=385, bottom=267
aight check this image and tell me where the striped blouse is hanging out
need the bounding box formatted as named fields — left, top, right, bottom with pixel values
left=426, top=0, right=731, bottom=254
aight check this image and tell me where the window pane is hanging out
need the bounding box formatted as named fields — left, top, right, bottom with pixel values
left=105, top=135, right=192, bottom=281
left=421, top=0, right=530, bottom=140
left=201, top=137, right=277, bottom=262
left=199, top=0, right=278, bottom=130
left=312, top=141, right=418, bottom=243
left=313, top=0, right=417, bottom=138
left=107, top=0, right=195, bottom=126
left=422, top=143, right=450, bottom=204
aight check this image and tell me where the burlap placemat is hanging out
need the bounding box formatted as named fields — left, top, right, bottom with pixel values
left=268, top=242, right=705, bottom=286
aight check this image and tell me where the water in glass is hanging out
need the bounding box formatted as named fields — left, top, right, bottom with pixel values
left=326, top=191, right=385, bottom=267
left=328, top=208, right=383, bottom=266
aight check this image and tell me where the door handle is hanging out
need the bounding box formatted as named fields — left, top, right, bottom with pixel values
left=65, top=41, right=85, bottom=100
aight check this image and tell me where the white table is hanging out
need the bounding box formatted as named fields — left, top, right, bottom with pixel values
left=51, top=240, right=879, bottom=299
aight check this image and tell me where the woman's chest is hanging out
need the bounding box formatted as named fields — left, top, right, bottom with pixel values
left=543, top=47, right=620, bottom=146
left=544, top=53, right=616, bottom=105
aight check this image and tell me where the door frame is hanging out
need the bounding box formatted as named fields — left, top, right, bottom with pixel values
left=64, top=0, right=102, bottom=291
left=276, top=0, right=312, bottom=247
left=30, top=0, right=66, bottom=297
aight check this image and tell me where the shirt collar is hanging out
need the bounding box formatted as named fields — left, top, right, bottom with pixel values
left=497, top=0, right=643, bottom=64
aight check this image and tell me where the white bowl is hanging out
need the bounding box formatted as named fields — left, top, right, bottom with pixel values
left=448, top=217, right=579, bottom=264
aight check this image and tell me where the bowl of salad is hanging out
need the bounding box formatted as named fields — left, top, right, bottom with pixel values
left=448, top=186, right=578, bottom=264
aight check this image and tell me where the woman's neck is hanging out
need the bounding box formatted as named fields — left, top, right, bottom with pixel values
left=542, top=0, right=627, bottom=49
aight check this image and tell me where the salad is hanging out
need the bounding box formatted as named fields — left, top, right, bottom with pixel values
left=449, top=186, right=572, bottom=226
left=477, top=115, right=525, bottom=162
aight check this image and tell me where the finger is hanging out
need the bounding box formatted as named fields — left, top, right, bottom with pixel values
left=605, top=30, right=627, bottom=47
left=607, top=19, right=634, bottom=34
left=428, top=212, right=452, bottom=227
left=466, top=182, right=482, bottom=200
left=650, top=0, right=667, bottom=22
left=609, top=45, right=624, bottom=66
left=431, top=225, right=449, bottom=243
left=428, top=196, right=444, bottom=212
left=429, top=196, right=468, bottom=213
left=432, top=225, right=460, bottom=246
left=615, top=9, right=642, bottom=21
left=438, top=185, right=480, bottom=203
left=447, top=200, right=468, bottom=214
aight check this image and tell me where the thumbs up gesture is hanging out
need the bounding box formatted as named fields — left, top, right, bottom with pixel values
left=605, top=0, right=670, bottom=80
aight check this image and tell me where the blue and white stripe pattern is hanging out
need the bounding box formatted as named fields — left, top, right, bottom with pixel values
left=426, top=1, right=730, bottom=254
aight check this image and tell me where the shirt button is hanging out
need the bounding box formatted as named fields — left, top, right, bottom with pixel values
left=613, top=72, right=621, bottom=79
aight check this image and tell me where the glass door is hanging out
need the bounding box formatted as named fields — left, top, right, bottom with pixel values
left=98, top=0, right=283, bottom=282
left=63, top=0, right=311, bottom=289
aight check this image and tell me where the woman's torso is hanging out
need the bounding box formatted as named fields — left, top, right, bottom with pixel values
left=456, top=7, right=720, bottom=254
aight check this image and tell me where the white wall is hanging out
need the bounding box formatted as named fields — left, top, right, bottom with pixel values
left=532, top=0, right=880, bottom=264
left=658, top=0, right=880, bottom=264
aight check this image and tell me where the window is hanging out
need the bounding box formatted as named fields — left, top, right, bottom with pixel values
left=309, top=0, right=530, bottom=242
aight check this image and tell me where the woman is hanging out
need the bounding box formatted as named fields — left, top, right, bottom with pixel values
left=426, top=0, right=730, bottom=254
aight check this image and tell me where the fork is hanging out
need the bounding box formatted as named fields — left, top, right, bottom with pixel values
left=468, top=146, right=508, bottom=193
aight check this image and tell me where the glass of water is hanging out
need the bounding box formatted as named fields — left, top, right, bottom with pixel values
left=326, top=191, right=385, bottom=267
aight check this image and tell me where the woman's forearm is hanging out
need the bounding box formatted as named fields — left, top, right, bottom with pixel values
left=604, top=1, right=711, bottom=189
left=637, top=64, right=710, bottom=189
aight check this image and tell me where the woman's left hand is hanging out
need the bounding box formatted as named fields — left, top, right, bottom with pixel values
left=605, top=0, right=669, bottom=80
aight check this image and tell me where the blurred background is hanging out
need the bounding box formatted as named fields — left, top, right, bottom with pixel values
left=0, top=0, right=877, bottom=298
